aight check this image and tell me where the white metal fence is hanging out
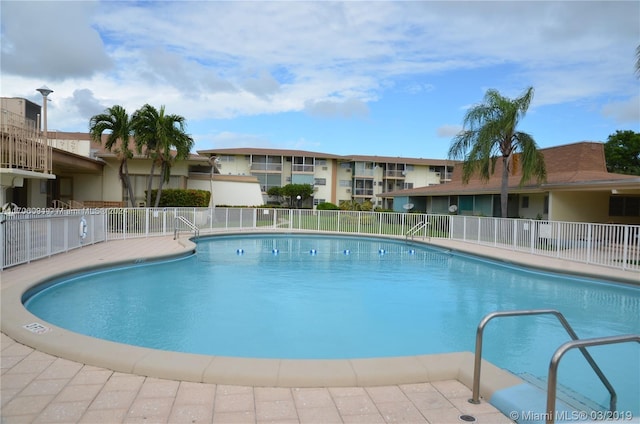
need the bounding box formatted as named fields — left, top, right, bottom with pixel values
left=2, top=207, right=639, bottom=272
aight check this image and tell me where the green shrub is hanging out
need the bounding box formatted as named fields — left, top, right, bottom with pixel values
left=316, top=202, right=339, bottom=210
left=147, top=189, right=211, bottom=207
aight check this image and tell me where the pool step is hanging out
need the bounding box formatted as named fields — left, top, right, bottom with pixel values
left=490, top=381, right=586, bottom=424
left=517, top=373, right=604, bottom=413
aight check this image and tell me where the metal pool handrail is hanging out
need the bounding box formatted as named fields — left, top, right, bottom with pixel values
left=174, top=216, right=199, bottom=240
left=546, top=334, right=640, bottom=424
left=405, top=221, right=429, bottom=240
left=468, top=309, right=617, bottom=414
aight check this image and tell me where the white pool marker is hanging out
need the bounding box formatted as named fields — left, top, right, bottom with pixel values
left=23, top=322, right=50, bottom=334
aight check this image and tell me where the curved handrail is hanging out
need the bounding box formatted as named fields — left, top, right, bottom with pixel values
left=174, top=216, right=199, bottom=240
left=546, top=334, right=640, bottom=424
left=406, top=221, right=429, bottom=240
left=468, top=309, right=617, bottom=414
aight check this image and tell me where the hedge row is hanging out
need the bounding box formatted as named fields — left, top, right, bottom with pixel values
left=147, top=189, right=211, bottom=207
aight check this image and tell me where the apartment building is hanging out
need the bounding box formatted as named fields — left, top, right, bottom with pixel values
left=197, top=148, right=455, bottom=209
left=384, top=142, right=640, bottom=223
left=1, top=97, right=263, bottom=208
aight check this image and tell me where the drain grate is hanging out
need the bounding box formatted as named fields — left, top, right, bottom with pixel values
left=23, top=322, right=50, bottom=334
left=459, top=415, right=477, bottom=422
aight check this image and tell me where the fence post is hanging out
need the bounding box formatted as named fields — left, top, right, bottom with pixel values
left=145, top=208, right=150, bottom=236
left=123, top=209, right=128, bottom=239
left=25, top=219, right=32, bottom=263
left=623, top=225, right=629, bottom=270
left=47, top=218, right=52, bottom=257
left=587, top=223, right=593, bottom=264
left=0, top=215, right=4, bottom=269
left=530, top=220, right=535, bottom=253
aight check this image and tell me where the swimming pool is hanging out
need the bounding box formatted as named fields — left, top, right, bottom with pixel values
left=24, top=234, right=639, bottom=413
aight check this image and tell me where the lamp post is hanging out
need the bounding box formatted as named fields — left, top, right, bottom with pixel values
left=36, top=86, right=53, bottom=173
left=296, top=195, right=301, bottom=209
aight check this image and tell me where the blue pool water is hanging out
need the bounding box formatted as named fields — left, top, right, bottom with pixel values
left=25, top=234, right=639, bottom=413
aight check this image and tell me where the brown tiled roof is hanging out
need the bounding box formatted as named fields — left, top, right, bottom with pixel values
left=197, top=147, right=452, bottom=165
left=347, top=154, right=454, bottom=166
left=197, top=147, right=346, bottom=160
left=384, top=142, right=640, bottom=197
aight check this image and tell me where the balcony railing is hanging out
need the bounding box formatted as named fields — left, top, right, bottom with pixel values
left=385, top=170, right=406, bottom=178
left=292, top=164, right=314, bottom=173
left=250, top=163, right=282, bottom=172
left=2, top=208, right=639, bottom=272
left=0, top=109, right=52, bottom=174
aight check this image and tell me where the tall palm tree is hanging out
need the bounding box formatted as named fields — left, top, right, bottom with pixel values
left=132, top=104, right=194, bottom=207
left=448, top=87, right=547, bottom=218
left=89, top=105, right=137, bottom=207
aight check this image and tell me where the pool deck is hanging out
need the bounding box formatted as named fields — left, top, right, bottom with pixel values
left=2, top=233, right=637, bottom=423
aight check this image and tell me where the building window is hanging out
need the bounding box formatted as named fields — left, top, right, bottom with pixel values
left=522, top=196, right=529, bottom=208
left=339, top=180, right=351, bottom=187
left=609, top=196, right=640, bottom=217
left=313, top=198, right=326, bottom=205
left=403, top=182, right=414, bottom=189
left=251, top=155, right=282, bottom=171
left=293, top=156, right=314, bottom=172
left=314, top=178, right=326, bottom=186
left=255, top=173, right=282, bottom=192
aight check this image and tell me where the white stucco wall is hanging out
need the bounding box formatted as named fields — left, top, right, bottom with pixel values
left=188, top=177, right=263, bottom=207
left=550, top=191, right=610, bottom=223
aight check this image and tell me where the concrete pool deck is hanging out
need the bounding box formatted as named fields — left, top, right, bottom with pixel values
left=2, top=233, right=637, bottom=422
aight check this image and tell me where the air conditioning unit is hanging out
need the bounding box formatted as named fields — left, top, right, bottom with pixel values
left=346, top=168, right=351, bottom=172
left=346, top=189, right=351, bottom=193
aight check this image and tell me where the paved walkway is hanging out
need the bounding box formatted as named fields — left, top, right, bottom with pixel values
left=1, top=333, right=510, bottom=423
left=3, top=233, right=635, bottom=423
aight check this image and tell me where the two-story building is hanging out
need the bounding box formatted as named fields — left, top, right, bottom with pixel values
left=198, top=148, right=454, bottom=209
left=383, top=142, right=640, bottom=224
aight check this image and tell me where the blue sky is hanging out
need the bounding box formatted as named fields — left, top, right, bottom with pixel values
left=1, top=1, right=638, bottom=159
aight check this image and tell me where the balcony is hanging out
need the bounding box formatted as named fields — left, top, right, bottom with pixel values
left=385, top=170, right=406, bottom=179
left=292, top=164, right=314, bottom=173
left=353, top=188, right=374, bottom=197
left=1, top=109, right=52, bottom=174
left=250, top=163, right=282, bottom=172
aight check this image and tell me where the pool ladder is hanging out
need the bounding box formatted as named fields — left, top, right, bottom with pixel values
left=406, top=221, right=430, bottom=241
left=174, top=216, right=200, bottom=240
left=469, top=309, right=640, bottom=424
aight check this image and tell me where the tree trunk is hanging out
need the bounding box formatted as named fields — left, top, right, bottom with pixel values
left=500, top=155, right=509, bottom=218
left=154, top=161, right=167, bottom=208
left=121, top=159, right=136, bottom=208
left=146, top=159, right=157, bottom=207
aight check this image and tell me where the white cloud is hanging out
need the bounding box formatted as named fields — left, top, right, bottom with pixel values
left=194, top=131, right=273, bottom=152
left=304, top=98, right=369, bottom=119
left=437, top=124, right=463, bottom=138
left=1, top=1, right=112, bottom=79
left=1, top=0, right=638, bottom=135
left=601, top=95, right=640, bottom=124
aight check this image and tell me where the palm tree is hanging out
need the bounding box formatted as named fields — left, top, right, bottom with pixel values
left=89, top=105, right=137, bottom=207
left=132, top=104, right=194, bottom=207
left=448, top=87, right=547, bottom=218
